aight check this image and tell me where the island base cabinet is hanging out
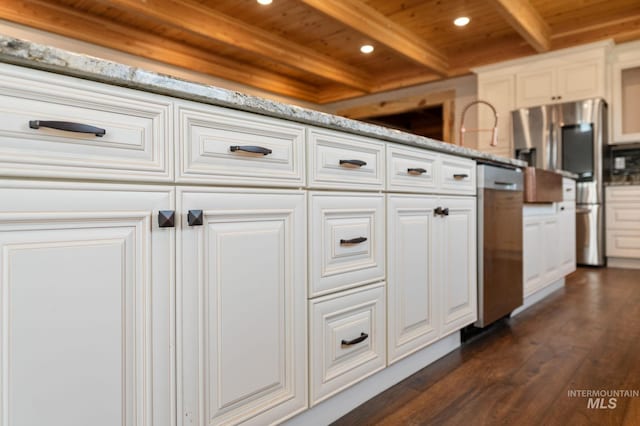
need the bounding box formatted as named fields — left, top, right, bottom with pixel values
left=178, top=188, right=307, bottom=426
left=0, top=181, right=175, bottom=426
left=387, top=195, right=476, bottom=364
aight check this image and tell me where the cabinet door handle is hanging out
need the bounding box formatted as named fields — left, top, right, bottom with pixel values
left=442, top=207, right=449, bottom=216
left=407, top=167, right=427, bottom=175
left=566, top=188, right=573, bottom=192
left=29, top=120, right=106, bottom=137
left=560, top=206, right=565, bottom=211
left=434, top=206, right=444, bottom=216
left=229, top=145, right=272, bottom=155
left=340, top=236, right=367, bottom=245
left=158, top=210, right=175, bottom=228
left=339, top=159, right=367, bottom=167
left=453, top=173, right=469, bottom=180
left=187, top=210, right=203, bottom=226
left=341, top=332, right=368, bottom=346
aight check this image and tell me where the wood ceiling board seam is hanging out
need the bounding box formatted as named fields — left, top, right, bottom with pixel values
left=104, top=0, right=374, bottom=92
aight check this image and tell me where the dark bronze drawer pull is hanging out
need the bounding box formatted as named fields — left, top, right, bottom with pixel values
left=29, top=120, right=106, bottom=137
left=442, top=207, right=449, bottom=216
left=158, top=210, right=175, bottom=228
left=230, top=145, right=272, bottom=155
left=339, top=159, right=367, bottom=167
left=187, top=210, right=203, bottom=226
left=407, top=167, right=427, bottom=174
left=453, top=173, right=469, bottom=180
left=341, top=332, right=368, bottom=346
left=340, top=236, right=367, bottom=245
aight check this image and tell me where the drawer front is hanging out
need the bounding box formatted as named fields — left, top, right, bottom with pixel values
left=309, top=192, right=385, bottom=297
left=0, top=64, right=172, bottom=182
left=386, top=144, right=438, bottom=192
left=309, top=283, right=386, bottom=405
left=177, top=101, right=305, bottom=186
left=606, top=229, right=640, bottom=259
left=439, top=154, right=476, bottom=195
left=606, top=203, right=640, bottom=230
left=606, top=185, right=640, bottom=202
left=563, top=178, right=576, bottom=201
left=308, top=127, right=384, bottom=190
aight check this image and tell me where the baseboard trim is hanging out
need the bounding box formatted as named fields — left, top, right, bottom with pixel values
left=512, top=278, right=565, bottom=317
left=284, top=333, right=461, bottom=426
left=607, top=257, right=640, bottom=270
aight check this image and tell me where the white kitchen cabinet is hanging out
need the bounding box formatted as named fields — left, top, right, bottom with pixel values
left=387, top=194, right=439, bottom=363
left=440, top=197, right=477, bottom=336
left=523, top=216, right=545, bottom=296
left=476, top=74, right=515, bottom=158
left=612, top=40, right=640, bottom=144
left=541, top=215, right=561, bottom=284
left=0, top=181, right=175, bottom=426
left=559, top=202, right=577, bottom=276
left=516, top=58, right=604, bottom=108
left=178, top=188, right=307, bottom=426
left=309, top=282, right=386, bottom=405
left=606, top=186, right=640, bottom=259
left=387, top=195, right=476, bottom=363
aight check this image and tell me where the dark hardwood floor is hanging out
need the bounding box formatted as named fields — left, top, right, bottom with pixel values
left=333, top=268, right=640, bottom=426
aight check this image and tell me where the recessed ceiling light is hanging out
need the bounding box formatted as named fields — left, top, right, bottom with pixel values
left=257, top=0, right=272, bottom=5
left=454, top=16, right=470, bottom=27
left=360, top=44, right=374, bottom=54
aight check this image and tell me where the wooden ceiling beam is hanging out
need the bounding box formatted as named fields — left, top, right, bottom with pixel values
left=487, top=0, right=551, bottom=52
left=104, top=0, right=372, bottom=92
left=0, top=0, right=320, bottom=102
left=299, top=0, right=448, bottom=76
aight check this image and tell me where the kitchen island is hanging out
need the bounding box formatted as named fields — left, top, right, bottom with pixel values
left=0, top=35, right=533, bottom=426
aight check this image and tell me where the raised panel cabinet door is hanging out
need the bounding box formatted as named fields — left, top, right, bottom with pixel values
left=439, top=197, right=477, bottom=336
left=387, top=194, right=440, bottom=364
left=557, top=60, right=603, bottom=102
left=559, top=203, right=577, bottom=275
left=523, top=216, right=544, bottom=297
left=516, top=67, right=556, bottom=108
left=178, top=188, right=307, bottom=426
left=0, top=181, right=175, bottom=426
left=477, top=75, right=515, bottom=156
left=542, top=215, right=561, bottom=284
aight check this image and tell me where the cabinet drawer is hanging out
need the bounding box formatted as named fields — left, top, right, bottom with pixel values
left=308, top=127, right=384, bottom=190
left=439, top=154, right=476, bottom=195
left=176, top=101, right=305, bottom=186
left=606, top=185, right=640, bottom=202
left=563, top=178, right=576, bottom=201
left=386, top=144, right=438, bottom=192
left=0, top=63, right=172, bottom=182
left=309, top=282, right=386, bottom=405
left=606, top=203, right=640, bottom=230
left=309, top=192, right=385, bottom=297
left=606, top=229, right=640, bottom=259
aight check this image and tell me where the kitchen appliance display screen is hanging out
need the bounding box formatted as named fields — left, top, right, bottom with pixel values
left=562, top=123, right=594, bottom=181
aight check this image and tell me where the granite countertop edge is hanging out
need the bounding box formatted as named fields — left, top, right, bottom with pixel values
left=0, top=34, right=527, bottom=168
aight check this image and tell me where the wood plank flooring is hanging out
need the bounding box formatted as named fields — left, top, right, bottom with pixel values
left=332, top=267, right=640, bottom=426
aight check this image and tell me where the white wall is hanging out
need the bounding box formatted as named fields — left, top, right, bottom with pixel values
left=323, top=75, right=479, bottom=146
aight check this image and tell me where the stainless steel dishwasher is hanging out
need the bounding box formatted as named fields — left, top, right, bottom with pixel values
left=475, top=164, right=524, bottom=327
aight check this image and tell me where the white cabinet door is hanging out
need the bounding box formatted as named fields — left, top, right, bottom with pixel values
left=387, top=195, right=439, bottom=364
left=541, top=215, right=561, bottom=284
left=516, top=67, right=556, bottom=108
left=178, top=188, right=307, bottom=426
left=559, top=202, right=576, bottom=275
left=557, top=60, right=603, bottom=103
left=523, top=216, right=544, bottom=297
left=440, top=197, right=477, bottom=336
left=477, top=74, right=514, bottom=157
left=0, top=181, right=174, bottom=426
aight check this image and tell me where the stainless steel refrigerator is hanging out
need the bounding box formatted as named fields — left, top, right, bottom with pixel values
left=512, top=98, right=607, bottom=266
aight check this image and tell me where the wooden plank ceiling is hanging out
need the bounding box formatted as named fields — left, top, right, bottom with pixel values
left=1, top=0, right=639, bottom=104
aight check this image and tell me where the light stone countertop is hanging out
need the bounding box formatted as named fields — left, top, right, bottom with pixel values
left=0, top=34, right=528, bottom=168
